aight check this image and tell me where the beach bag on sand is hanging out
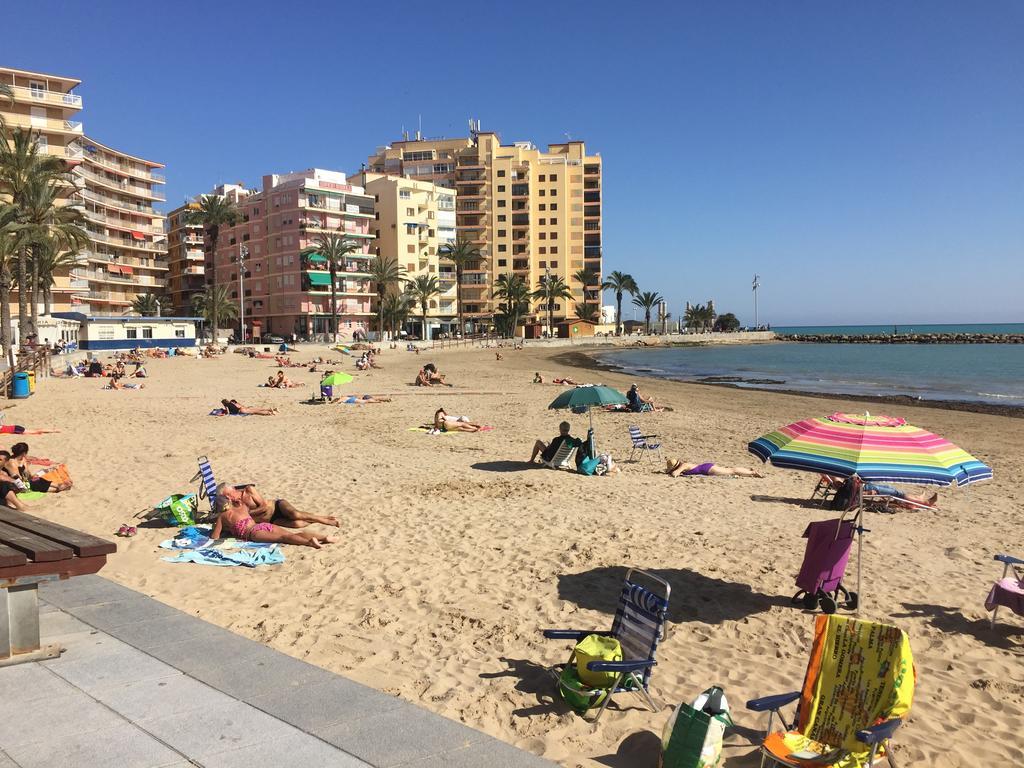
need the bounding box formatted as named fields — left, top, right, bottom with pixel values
left=575, top=634, right=623, bottom=688
left=660, top=686, right=732, bottom=768
left=154, top=493, right=198, bottom=526
left=579, top=456, right=600, bottom=475
left=557, top=664, right=608, bottom=714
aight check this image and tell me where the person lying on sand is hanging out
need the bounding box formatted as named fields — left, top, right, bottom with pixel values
left=219, top=398, right=277, bottom=416
left=0, top=423, right=60, bottom=435
left=553, top=376, right=579, bottom=385
left=235, top=484, right=341, bottom=529
left=211, top=484, right=337, bottom=548
left=530, top=421, right=583, bottom=467
left=860, top=480, right=939, bottom=506
left=432, top=407, right=483, bottom=432
left=4, top=443, right=73, bottom=492
left=336, top=394, right=391, bottom=404
left=665, top=458, right=764, bottom=478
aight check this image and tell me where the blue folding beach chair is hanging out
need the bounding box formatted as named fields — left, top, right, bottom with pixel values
left=627, top=425, right=662, bottom=463
left=192, top=455, right=219, bottom=516
left=542, top=568, right=670, bottom=721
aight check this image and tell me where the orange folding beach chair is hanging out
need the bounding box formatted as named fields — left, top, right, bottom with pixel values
left=810, top=474, right=845, bottom=507
left=746, top=614, right=915, bottom=767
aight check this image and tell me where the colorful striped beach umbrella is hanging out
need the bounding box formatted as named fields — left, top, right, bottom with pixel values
left=748, top=412, right=992, bottom=487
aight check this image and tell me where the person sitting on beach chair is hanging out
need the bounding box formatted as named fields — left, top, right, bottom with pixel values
left=530, top=421, right=584, bottom=469
left=211, top=484, right=338, bottom=548
left=665, top=458, right=764, bottom=478
left=218, top=398, right=277, bottom=416
left=627, top=383, right=662, bottom=412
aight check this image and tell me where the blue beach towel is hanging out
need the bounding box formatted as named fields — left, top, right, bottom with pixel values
left=159, top=525, right=284, bottom=567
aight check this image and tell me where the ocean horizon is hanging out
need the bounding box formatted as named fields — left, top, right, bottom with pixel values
left=773, top=322, right=1024, bottom=335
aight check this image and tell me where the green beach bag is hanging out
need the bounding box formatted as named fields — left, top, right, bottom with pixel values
left=575, top=634, right=623, bottom=688
left=660, top=686, right=733, bottom=768
left=557, top=664, right=608, bottom=714
left=154, top=493, right=198, bottom=527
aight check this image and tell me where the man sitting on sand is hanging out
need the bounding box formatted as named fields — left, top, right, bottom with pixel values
left=665, top=458, right=764, bottom=478
left=530, top=421, right=583, bottom=468
left=219, top=398, right=277, bottom=416
left=211, top=484, right=337, bottom=548
left=424, top=363, right=452, bottom=386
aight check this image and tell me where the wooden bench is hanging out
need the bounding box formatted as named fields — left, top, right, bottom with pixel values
left=0, top=507, right=116, bottom=667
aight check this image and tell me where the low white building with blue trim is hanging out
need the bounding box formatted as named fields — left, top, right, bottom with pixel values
left=52, top=313, right=201, bottom=351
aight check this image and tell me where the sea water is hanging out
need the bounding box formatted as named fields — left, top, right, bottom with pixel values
left=595, top=341, right=1024, bottom=406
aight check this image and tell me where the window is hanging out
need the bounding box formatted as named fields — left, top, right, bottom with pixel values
left=539, top=232, right=546, bottom=240
left=497, top=185, right=505, bottom=192
left=402, top=150, right=433, bottom=161
left=497, top=215, right=506, bottom=222
left=550, top=232, right=558, bottom=240
left=550, top=188, right=558, bottom=196
left=175, top=329, right=186, bottom=338
left=498, top=229, right=506, bottom=237
left=550, top=218, right=558, bottom=225
left=497, top=170, right=506, bottom=177
left=539, top=218, right=546, bottom=226
left=400, top=190, right=411, bottom=199
left=406, top=207, right=415, bottom=216
left=550, top=203, right=558, bottom=211
left=497, top=259, right=507, bottom=267
left=539, top=247, right=546, bottom=254
left=498, top=244, right=507, bottom=252
left=539, top=204, right=546, bottom=211
left=550, top=249, right=558, bottom=256
left=539, top=190, right=545, bottom=197
left=497, top=200, right=506, bottom=208
left=126, top=328, right=137, bottom=339
left=550, top=174, right=557, bottom=182
left=407, top=244, right=415, bottom=253
left=142, top=327, right=153, bottom=339
left=539, top=174, right=546, bottom=182
left=539, top=261, right=547, bottom=268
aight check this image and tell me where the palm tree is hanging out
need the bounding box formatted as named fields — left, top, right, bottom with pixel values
left=600, top=270, right=638, bottom=336
left=191, top=286, right=238, bottom=333
left=0, top=127, right=68, bottom=340
left=575, top=303, right=600, bottom=323
left=684, top=302, right=716, bottom=332
left=438, top=239, right=482, bottom=335
left=301, top=233, right=358, bottom=343
left=368, top=256, right=405, bottom=340
left=382, top=292, right=411, bottom=338
left=632, top=291, right=663, bottom=335
left=187, top=195, right=239, bottom=342
left=0, top=203, right=24, bottom=370
left=132, top=293, right=160, bottom=316
left=31, top=237, right=81, bottom=316
left=492, top=273, right=530, bottom=339
left=405, top=274, right=440, bottom=341
left=572, top=266, right=601, bottom=323
left=531, top=274, right=573, bottom=337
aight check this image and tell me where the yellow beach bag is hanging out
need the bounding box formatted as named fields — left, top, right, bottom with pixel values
left=575, top=634, right=623, bottom=688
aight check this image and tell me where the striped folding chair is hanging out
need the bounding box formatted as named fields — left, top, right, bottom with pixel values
left=627, top=425, right=661, bottom=463
left=810, top=474, right=844, bottom=506
left=543, top=568, right=670, bottom=721
left=542, top=440, right=578, bottom=471
left=191, top=455, right=219, bottom=516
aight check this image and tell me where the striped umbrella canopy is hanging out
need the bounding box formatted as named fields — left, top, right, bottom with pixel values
left=748, top=412, right=993, bottom=487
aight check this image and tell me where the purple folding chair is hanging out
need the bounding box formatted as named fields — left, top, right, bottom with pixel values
left=791, top=518, right=859, bottom=614
left=987, top=554, right=1024, bottom=628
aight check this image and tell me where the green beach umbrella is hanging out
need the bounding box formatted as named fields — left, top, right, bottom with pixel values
left=548, top=385, right=628, bottom=453
left=320, top=372, right=353, bottom=387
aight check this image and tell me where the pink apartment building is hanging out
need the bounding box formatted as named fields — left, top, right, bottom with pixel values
left=206, top=170, right=375, bottom=340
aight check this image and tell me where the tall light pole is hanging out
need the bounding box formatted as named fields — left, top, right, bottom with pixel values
left=752, top=274, right=761, bottom=329
left=239, top=245, right=249, bottom=343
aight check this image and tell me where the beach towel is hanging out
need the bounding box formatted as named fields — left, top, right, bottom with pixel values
left=408, top=426, right=494, bottom=434
left=159, top=525, right=284, bottom=567
left=39, top=464, right=72, bottom=486
left=986, top=577, right=1024, bottom=615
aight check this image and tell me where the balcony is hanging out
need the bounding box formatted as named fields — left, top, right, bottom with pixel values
left=7, top=84, right=83, bottom=109
left=80, top=188, right=159, bottom=217
left=2, top=114, right=83, bottom=135
left=584, top=192, right=601, bottom=204
left=584, top=164, right=600, bottom=175
left=82, top=150, right=165, bottom=184
left=76, top=166, right=166, bottom=202
left=84, top=208, right=162, bottom=234
left=584, top=206, right=601, bottom=218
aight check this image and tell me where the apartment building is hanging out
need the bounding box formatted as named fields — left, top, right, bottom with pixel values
left=72, top=137, right=167, bottom=313
left=204, top=170, right=375, bottom=340
left=1, top=66, right=168, bottom=317
left=365, top=127, right=602, bottom=332
left=165, top=201, right=205, bottom=316
left=0, top=66, right=84, bottom=314
left=348, top=172, right=457, bottom=339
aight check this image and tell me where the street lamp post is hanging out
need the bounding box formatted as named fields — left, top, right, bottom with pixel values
left=239, top=245, right=249, bottom=343
left=752, top=274, right=761, bottom=329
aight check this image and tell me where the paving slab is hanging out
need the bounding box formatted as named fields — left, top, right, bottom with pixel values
left=201, top=730, right=371, bottom=768
left=0, top=662, right=78, bottom=705
left=0, top=751, right=20, bottom=768
left=43, top=636, right=180, bottom=690
left=406, top=737, right=559, bottom=768
left=0, top=687, right=124, bottom=750
left=186, top=648, right=341, bottom=701
left=248, top=676, right=405, bottom=732
left=102, top=610, right=239, bottom=650
left=90, top=672, right=236, bottom=721
left=39, top=574, right=139, bottom=609
left=3, top=723, right=185, bottom=768
left=39, top=609, right=93, bottom=639
left=317, top=704, right=486, bottom=768
left=71, top=596, right=183, bottom=628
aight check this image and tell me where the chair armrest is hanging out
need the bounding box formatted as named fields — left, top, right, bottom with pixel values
left=996, top=554, right=1024, bottom=566
left=746, top=691, right=801, bottom=712
left=856, top=718, right=903, bottom=744
left=586, top=659, right=656, bottom=673
left=542, top=629, right=610, bottom=640
left=638, top=433, right=658, bottom=439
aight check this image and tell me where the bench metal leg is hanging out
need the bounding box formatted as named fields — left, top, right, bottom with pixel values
left=0, top=584, right=61, bottom=667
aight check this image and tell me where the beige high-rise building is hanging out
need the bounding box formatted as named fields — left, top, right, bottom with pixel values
left=165, top=201, right=205, bottom=316
left=366, top=127, right=602, bottom=332
left=348, top=171, right=457, bottom=339
left=1, top=66, right=168, bottom=317
left=72, top=137, right=167, bottom=313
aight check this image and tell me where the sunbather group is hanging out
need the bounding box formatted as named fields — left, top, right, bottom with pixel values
left=425, top=407, right=484, bottom=433
left=267, top=370, right=304, bottom=388
left=210, top=482, right=338, bottom=548
left=217, top=398, right=277, bottom=416
left=415, top=363, right=452, bottom=387
left=0, top=442, right=72, bottom=509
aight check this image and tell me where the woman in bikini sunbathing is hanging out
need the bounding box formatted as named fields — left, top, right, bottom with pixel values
left=432, top=407, right=483, bottom=432
left=219, top=398, right=277, bottom=416
left=337, top=394, right=391, bottom=404
left=210, top=484, right=338, bottom=548
left=665, top=458, right=765, bottom=478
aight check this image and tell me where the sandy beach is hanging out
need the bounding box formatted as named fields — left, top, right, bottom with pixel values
left=11, top=342, right=1023, bottom=767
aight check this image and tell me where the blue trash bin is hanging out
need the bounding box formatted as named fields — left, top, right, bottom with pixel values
left=11, top=372, right=30, bottom=399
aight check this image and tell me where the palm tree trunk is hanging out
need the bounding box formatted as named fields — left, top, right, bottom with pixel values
left=1, top=275, right=14, bottom=374
left=377, top=284, right=384, bottom=340
left=456, top=266, right=464, bottom=336
left=29, top=256, right=39, bottom=333
left=43, top=286, right=52, bottom=316
left=16, top=246, right=28, bottom=344
left=209, top=233, right=219, bottom=343
left=329, top=263, right=338, bottom=343
left=548, top=301, right=554, bottom=339
left=422, top=306, right=428, bottom=342
left=615, top=293, right=623, bottom=336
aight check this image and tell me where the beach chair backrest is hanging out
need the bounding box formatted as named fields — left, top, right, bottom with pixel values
left=797, top=615, right=914, bottom=752
left=628, top=425, right=645, bottom=446
left=547, top=441, right=576, bottom=468
left=610, top=569, right=670, bottom=688
left=196, top=456, right=217, bottom=511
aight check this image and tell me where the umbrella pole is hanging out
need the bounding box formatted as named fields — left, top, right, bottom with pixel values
left=855, top=475, right=863, bottom=617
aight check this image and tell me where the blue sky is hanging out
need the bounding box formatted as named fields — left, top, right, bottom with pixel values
left=5, top=1, right=1022, bottom=325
